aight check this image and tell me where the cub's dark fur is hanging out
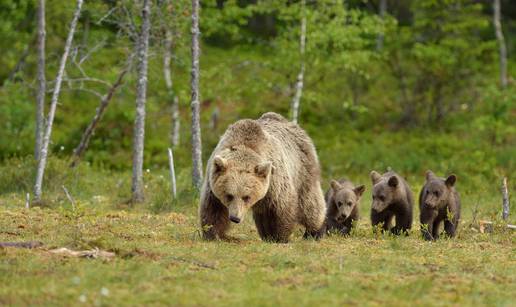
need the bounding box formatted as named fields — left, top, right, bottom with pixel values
left=419, top=170, right=461, bottom=240
left=370, top=170, right=414, bottom=235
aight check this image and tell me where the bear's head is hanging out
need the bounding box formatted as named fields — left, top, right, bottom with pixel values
left=330, top=180, right=365, bottom=221
left=421, top=170, right=456, bottom=209
left=210, top=146, right=273, bottom=224
left=370, top=170, right=401, bottom=212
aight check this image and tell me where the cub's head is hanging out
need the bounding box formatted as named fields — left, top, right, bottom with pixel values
left=330, top=180, right=365, bottom=221
left=370, top=170, right=400, bottom=212
left=422, top=170, right=456, bottom=209
left=209, top=147, right=273, bottom=224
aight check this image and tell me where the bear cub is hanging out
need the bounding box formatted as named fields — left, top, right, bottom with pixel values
left=324, top=179, right=365, bottom=235
left=370, top=170, right=414, bottom=235
left=419, top=170, right=461, bottom=241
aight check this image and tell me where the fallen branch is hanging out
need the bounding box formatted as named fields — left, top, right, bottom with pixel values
left=0, top=241, right=43, bottom=249
left=167, top=256, right=216, bottom=270
left=49, top=247, right=115, bottom=259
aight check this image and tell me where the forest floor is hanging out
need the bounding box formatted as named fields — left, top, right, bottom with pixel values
left=0, top=189, right=514, bottom=306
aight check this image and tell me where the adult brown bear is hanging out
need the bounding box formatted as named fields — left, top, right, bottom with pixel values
left=199, top=112, right=326, bottom=243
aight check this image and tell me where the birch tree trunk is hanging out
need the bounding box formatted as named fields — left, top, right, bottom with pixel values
left=163, top=27, right=180, bottom=147
left=190, top=0, right=203, bottom=190
left=172, top=96, right=180, bottom=147
left=376, top=0, right=387, bottom=51
left=291, top=0, right=306, bottom=125
left=35, top=0, right=46, bottom=161
left=70, top=55, right=133, bottom=167
left=34, top=0, right=83, bottom=201
left=131, top=0, right=151, bottom=203
left=493, top=0, right=508, bottom=88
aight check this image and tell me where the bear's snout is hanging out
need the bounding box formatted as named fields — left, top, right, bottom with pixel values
left=229, top=216, right=241, bottom=223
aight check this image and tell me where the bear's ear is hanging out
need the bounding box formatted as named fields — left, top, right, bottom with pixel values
left=370, top=171, right=381, bottom=184
left=330, top=180, right=341, bottom=191
left=425, top=170, right=436, bottom=181
left=354, top=185, right=366, bottom=197
left=213, top=156, right=227, bottom=174
left=255, top=162, right=272, bottom=179
left=445, top=174, right=456, bottom=187
left=388, top=176, right=399, bottom=188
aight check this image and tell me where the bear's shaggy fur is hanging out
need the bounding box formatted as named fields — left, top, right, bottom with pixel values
left=370, top=170, right=414, bottom=235
left=419, top=170, right=461, bottom=240
left=199, top=112, right=326, bottom=243
left=324, top=179, right=365, bottom=235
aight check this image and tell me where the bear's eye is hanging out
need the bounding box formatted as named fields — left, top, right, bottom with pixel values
left=337, top=201, right=343, bottom=207
left=433, top=191, right=439, bottom=197
left=347, top=201, right=353, bottom=207
left=226, top=194, right=234, bottom=202
left=242, top=196, right=250, bottom=203
left=378, top=196, right=385, bottom=202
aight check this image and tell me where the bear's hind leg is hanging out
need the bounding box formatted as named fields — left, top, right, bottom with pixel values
left=199, top=189, right=230, bottom=240
left=299, top=183, right=326, bottom=240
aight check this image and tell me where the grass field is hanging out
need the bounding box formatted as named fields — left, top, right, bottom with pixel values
left=0, top=158, right=514, bottom=306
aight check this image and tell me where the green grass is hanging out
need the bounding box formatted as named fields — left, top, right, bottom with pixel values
left=0, top=155, right=514, bottom=306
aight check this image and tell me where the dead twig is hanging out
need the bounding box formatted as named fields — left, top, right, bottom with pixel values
left=502, top=177, right=510, bottom=220
left=62, top=185, right=76, bottom=210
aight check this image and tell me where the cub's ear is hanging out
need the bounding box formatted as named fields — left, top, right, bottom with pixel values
left=388, top=176, right=399, bottom=188
left=425, top=170, right=436, bottom=181
left=354, top=185, right=366, bottom=197
left=213, top=156, right=227, bottom=173
left=445, top=174, right=457, bottom=187
left=255, top=162, right=272, bottom=179
left=330, top=180, right=341, bottom=191
left=370, top=171, right=381, bottom=184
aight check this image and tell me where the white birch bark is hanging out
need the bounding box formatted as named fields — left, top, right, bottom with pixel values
left=190, top=0, right=203, bottom=190
left=34, top=0, right=83, bottom=201
left=131, top=0, right=151, bottom=203
left=494, top=0, right=508, bottom=88
left=172, top=96, right=180, bottom=147
left=291, top=0, right=306, bottom=125
left=376, top=0, right=387, bottom=51
left=163, top=27, right=180, bottom=147
left=168, top=148, right=177, bottom=199
left=35, top=0, right=46, bottom=161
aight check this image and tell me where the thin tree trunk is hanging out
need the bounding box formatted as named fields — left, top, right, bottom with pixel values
left=291, top=0, right=306, bottom=124
left=131, top=0, right=151, bottom=203
left=35, top=0, right=46, bottom=161
left=376, top=0, right=387, bottom=51
left=70, top=55, right=133, bottom=167
left=163, top=27, right=180, bottom=147
left=502, top=177, right=509, bottom=221
left=493, top=0, right=508, bottom=88
left=172, top=96, right=180, bottom=147
left=34, top=0, right=83, bottom=201
left=168, top=148, right=177, bottom=199
left=190, top=0, right=203, bottom=190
